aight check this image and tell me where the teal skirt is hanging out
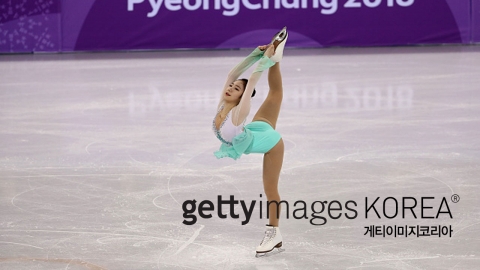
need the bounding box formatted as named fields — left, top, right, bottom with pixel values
left=214, top=121, right=281, bottom=160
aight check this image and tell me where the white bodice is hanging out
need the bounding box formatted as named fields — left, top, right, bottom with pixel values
left=213, top=106, right=244, bottom=145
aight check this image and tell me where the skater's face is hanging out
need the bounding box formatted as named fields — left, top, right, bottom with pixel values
left=224, top=80, right=245, bottom=104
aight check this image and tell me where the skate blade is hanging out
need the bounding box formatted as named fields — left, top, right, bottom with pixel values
left=269, top=27, right=288, bottom=45
left=255, top=247, right=285, bottom=258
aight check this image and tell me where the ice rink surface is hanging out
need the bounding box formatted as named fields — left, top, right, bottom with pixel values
left=1, top=45, right=480, bottom=269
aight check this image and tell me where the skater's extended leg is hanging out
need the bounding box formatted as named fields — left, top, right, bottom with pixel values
left=252, top=63, right=283, bottom=129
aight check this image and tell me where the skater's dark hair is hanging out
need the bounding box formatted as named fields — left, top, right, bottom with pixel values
left=239, top=78, right=256, bottom=98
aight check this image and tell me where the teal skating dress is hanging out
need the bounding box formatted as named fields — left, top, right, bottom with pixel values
left=213, top=48, right=281, bottom=160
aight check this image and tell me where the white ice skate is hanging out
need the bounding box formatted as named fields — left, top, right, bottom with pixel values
left=255, top=225, right=285, bottom=258
left=269, top=27, right=288, bottom=62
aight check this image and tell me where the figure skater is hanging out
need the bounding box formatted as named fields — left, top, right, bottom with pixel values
left=212, top=27, right=288, bottom=257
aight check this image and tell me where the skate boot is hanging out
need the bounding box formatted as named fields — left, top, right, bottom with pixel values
left=269, top=27, right=288, bottom=62
left=253, top=27, right=288, bottom=72
left=255, top=225, right=284, bottom=258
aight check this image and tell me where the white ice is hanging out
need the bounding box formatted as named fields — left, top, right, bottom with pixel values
left=0, top=46, right=479, bottom=269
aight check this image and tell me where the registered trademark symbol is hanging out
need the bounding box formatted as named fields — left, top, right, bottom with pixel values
left=451, top=194, right=460, bottom=203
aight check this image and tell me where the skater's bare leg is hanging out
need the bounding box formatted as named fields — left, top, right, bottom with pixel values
left=255, top=28, right=288, bottom=257
left=263, top=138, right=284, bottom=226
left=252, top=61, right=284, bottom=226
left=252, top=62, right=283, bottom=129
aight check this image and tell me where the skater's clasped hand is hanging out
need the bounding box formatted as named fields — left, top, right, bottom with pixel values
left=258, top=45, right=269, bottom=51
left=258, top=44, right=275, bottom=58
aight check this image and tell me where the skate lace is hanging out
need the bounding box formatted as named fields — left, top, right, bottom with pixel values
left=260, top=228, right=275, bottom=246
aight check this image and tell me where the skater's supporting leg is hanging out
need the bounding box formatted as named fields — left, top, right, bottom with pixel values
left=262, top=138, right=284, bottom=226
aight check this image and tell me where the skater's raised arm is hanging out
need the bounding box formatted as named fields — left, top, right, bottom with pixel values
left=230, top=47, right=277, bottom=126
